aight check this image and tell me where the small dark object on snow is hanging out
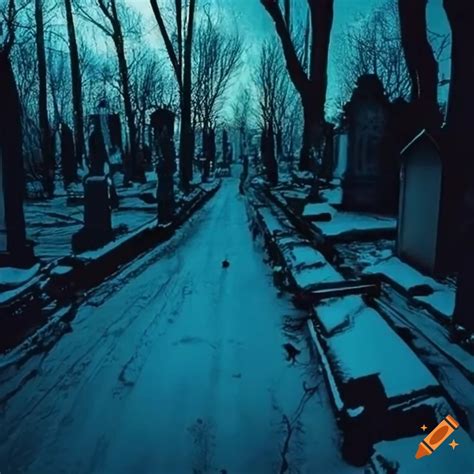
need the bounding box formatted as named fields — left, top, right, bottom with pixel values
left=222, top=259, right=230, bottom=268
left=283, top=343, right=301, bottom=364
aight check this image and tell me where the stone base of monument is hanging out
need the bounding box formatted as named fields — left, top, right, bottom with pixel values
left=341, top=176, right=380, bottom=212
left=72, top=177, right=113, bottom=254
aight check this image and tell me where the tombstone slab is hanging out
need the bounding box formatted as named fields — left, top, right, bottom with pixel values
left=72, top=103, right=114, bottom=253
left=72, top=177, right=113, bottom=253
left=341, top=75, right=397, bottom=213
left=397, top=130, right=453, bottom=276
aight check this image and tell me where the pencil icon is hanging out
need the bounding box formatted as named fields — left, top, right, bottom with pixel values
left=415, top=414, right=459, bottom=459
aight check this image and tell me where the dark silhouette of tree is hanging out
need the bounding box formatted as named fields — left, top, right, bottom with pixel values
left=78, top=0, right=140, bottom=181
left=64, top=0, right=85, bottom=170
left=193, top=11, right=242, bottom=180
left=443, top=0, right=474, bottom=333
left=398, top=0, right=443, bottom=131
left=0, top=0, right=33, bottom=264
left=261, top=0, right=334, bottom=172
left=150, top=0, right=197, bottom=193
left=35, top=0, right=55, bottom=197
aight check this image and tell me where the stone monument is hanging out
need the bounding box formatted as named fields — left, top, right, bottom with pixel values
left=151, top=108, right=176, bottom=223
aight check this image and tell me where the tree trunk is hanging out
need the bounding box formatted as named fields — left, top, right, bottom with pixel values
left=35, top=0, right=54, bottom=197
left=179, top=0, right=196, bottom=192
left=0, top=50, right=33, bottom=265
left=398, top=0, right=442, bottom=131
left=114, top=36, right=139, bottom=181
left=64, top=0, right=85, bottom=169
left=443, top=0, right=474, bottom=332
left=300, top=101, right=322, bottom=172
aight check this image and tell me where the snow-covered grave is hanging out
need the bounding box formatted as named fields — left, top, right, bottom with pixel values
left=312, top=211, right=397, bottom=242
left=276, top=237, right=344, bottom=290
left=309, top=295, right=451, bottom=441
left=0, top=267, right=43, bottom=305
left=0, top=264, right=40, bottom=291
left=257, top=207, right=288, bottom=235
left=302, top=202, right=337, bottom=221
left=317, top=296, right=440, bottom=401
left=364, top=256, right=456, bottom=319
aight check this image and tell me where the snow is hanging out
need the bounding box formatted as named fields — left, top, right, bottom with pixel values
left=364, top=257, right=455, bottom=318
left=0, top=264, right=40, bottom=290
left=320, top=299, right=440, bottom=401
left=25, top=190, right=157, bottom=261
left=293, top=264, right=344, bottom=290
left=365, top=256, right=444, bottom=292
left=373, top=429, right=474, bottom=474
left=302, top=202, right=337, bottom=220
left=321, top=186, right=343, bottom=205
left=0, top=179, right=358, bottom=474
left=281, top=243, right=327, bottom=269
left=277, top=238, right=344, bottom=290
left=281, top=188, right=311, bottom=201
left=50, top=265, right=74, bottom=276
left=417, top=291, right=456, bottom=319
left=77, top=217, right=158, bottom=260
left=314, top=212, right=396, bottom=240
left=258, top=207, right=287, bottom=234
left=0, top=275, right=43, bottom=305
left=315, top=295, right=366, bottom=336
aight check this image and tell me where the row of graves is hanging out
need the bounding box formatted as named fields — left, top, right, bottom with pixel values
left=331, top=75, right=456, bottom=278
left=326, top=73, right=456, bottom=281
left=272, top=73, right=467, bottom=330
left=73, top=105, right=178, bottom=252
left=0, top=93, right=179, bottom=270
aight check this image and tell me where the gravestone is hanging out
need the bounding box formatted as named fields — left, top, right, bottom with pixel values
left=333, top=131, right=349, bottom=179
left=397, top=131, right=451, bottom=276
left=342, top=75, right=394, bottom=212
left=261, top=124, right=278, bottom=186
left=72, top=104, right=113, bottom=253
left=151, top=108, right=176, bottom=223
left=0, top=51, right=35, bottom=267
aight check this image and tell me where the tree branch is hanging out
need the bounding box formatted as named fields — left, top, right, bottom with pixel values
left=150, top=0, right=182, bottom=88
left=260, top=0, right=307, bottom=94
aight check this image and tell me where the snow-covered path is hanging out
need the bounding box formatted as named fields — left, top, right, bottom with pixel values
left=0, top=178, right=357, bottom=474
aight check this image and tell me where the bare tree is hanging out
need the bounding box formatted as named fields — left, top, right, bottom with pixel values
left=129, top=48, right=177, bottom=146
left=398, top=0, right=443, bottom=130
left=35, top=0, right=55, bottom=196
left=231, top=87, right=254, bottom=160
left=253, top=39, right=290, bottom=161
left=335, top=1, right=411, bottom=105
left=261, top=0, right=334, bottom=172
left=150, top=0, right=197, bottom=192
left=193, top=11, right=242, bottom=178
left=64, top=0, right=85, bottom=167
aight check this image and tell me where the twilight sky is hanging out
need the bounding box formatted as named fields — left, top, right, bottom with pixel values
left=127, top=0, right=451, bottom=114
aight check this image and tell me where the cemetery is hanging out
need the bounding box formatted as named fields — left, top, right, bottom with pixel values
left=1, top=0, right=474, bottom=473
